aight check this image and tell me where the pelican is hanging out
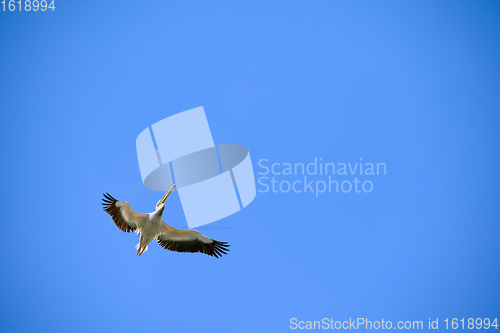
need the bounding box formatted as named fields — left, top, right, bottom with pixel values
left=102, top=184, right=229, bottom=258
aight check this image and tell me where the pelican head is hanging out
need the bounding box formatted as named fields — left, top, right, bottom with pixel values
left=156, top=184, right=176, bottom=211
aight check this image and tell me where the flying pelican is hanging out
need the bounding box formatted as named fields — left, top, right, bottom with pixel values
left=102, top=184, right=229, bottom=258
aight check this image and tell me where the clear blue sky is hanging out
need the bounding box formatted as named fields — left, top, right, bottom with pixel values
left=1, top=1, right=499, bottom=332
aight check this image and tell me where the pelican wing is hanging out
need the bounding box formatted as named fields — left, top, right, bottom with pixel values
left=156, top=222, right=230, bottom=258
left=102, top=193, right=148, bottom=233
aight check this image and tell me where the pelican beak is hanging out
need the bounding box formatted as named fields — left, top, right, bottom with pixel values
left=156, top=184, right=176, bottom=208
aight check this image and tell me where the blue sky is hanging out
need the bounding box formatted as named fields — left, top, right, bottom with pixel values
left=1, top=1, right=499, bottom=332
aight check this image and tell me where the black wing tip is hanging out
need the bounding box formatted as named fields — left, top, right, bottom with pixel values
left=156, top=237, right=230, bottom=258
left=211, top=241, right=230, bottom=258
left=102, top=193, right=117, bottom=211
left=103, top=192, right=116, bottom=202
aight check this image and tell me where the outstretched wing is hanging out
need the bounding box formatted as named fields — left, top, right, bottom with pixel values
left=102, top=193, right=148, bottom=233
left=156, top=222, right=230, bottom=258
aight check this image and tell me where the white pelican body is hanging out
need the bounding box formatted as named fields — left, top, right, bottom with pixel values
left=102, top=184, right=229, bottom=257
left=132, top=203, right=164, bottom=255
